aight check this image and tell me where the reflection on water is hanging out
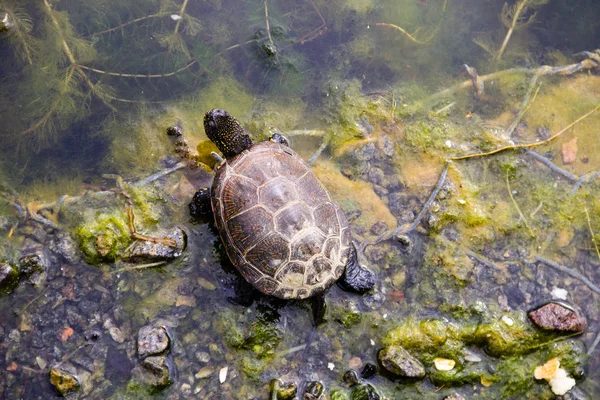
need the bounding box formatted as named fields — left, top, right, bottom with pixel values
left=0, top=0, right=599, bottom=398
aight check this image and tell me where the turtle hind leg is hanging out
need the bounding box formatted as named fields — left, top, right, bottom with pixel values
left=338, top=244, right=375, bottom=294
left=189, top=187, right=212, bottom=220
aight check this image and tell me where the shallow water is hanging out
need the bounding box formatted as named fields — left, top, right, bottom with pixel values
left=1, top=0, right=600, bottom=398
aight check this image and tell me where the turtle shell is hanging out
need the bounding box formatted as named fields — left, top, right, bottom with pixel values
left=211, top=141, right=351, bottom=299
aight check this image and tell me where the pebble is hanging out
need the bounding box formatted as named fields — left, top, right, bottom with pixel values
left=528, top=302, right=587, bottom=333
left=378, top=345, right=425, bottom=378
left=219, top=366, right=228, bottom=383
left=195, top=366, right=213, bottom=379
left=349, top=357, right=363, bottom=370
left=434, top=357, right=456, bottom=371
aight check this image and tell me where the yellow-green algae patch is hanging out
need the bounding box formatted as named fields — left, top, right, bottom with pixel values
left=313, top=160, right=397, bottom=231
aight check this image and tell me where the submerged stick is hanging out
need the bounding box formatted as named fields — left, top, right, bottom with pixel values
left=523, top=149, right=578, bottom=182
left=173, top=0, right=190, bottom=35
left=111, top=261, right=167, bottom=274
left=535, top=256, right=600, bottom=295
left=450, top=103, right=600, bottom=161
left=571, top=170, right=600, bottom=193
left=506, top=171, right=535, bottom=237
left=584, top=207, right=600, bottom=263
left=465, top=250, right=503, bottom=271
left=89, top=12, right=171, bottom=37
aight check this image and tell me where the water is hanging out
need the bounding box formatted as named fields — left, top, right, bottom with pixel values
left=1, top=0, right=600, bottom=398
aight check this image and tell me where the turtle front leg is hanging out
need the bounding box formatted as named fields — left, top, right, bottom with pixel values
left=338, top=243, right=375, bottom=294
left=189, top=187, right=212, bottom=219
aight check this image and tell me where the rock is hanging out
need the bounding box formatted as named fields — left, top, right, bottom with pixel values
left=360, top=363, right=378, bottom=379
left=18, top=243, right=50, bottom=285
left=138, top=325, right=171, bottom=358
left=131, top=356, right=174, bottom=393
left=304, top=381, right=324, bottom=399
left=49, top=365, right=80, bottom=396
left=378, top=345, right=425, bottom=378
left=123, top=228, right=186, bottom=262
left=0, top=262, right=18, bottom=292
left=189, top=190, right=212, bottom=219
left=561, top=138, right=578, bottom=165
left=270, top=379, right=297, bottom=400
left=350, top=383, right=380, bottom=400
left=528, top=302, right=587, bottom=333
left=444, top=395, right=466, bottom=400
left=342, top=370, right=360, bottom=387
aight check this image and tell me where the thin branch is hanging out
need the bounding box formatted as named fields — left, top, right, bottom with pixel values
left=111, top=261, right=167, bottom=274
left=173, top=0, right=190, bottom=35
left=572, top=170, right=600, bottom=193
left=75, top=58, right=198, bottom=78
left=506, top=171, right=535, bottom=237
left=505, top=78, right=541, bottom=137
left=523, top=150, right=578, bottom=182
left=264, top=0, right=282, bottom=66
left=88, top=12, right=171, bottom=37
left=450, top=103, right=600, bottom=161
left=585, top=207, right=600, bottom=263
left=465, top=250, right=504, bottom=271
left=375, top=22, right=432, bottom=45
left=535, top=256, right=600, bottom=295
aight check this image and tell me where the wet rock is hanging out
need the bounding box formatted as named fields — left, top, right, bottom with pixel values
left=138, top=325, right=171, bottom=358
left=123, top=228, right=186, bottom=262
left=0, top=262, right=18, bottom=292
left=360, top=363, right=378, bottom=379
left=528, top=302, right=587, bottom=333
left=561, top=138, right=578, bottom=165
left=304, top=380, right=324, bottom=399
left=49, top=231, right=80, bottom=264
left=131, top=356, right=174, bottom=393
left=18, top=243, right=50, bottom=285
left=189, top=190, right=212, bottom=219
left=343, top=370, right=360, bottom=387
left=378, top=345, right=425, bottom=378
left=49, top=365, right=80, bottom=396
left=270, top=379, right=297, bottom=400
left=351, top=383, right=380, bottom=400
left=105, top=345, right=133, bottom=385
left=444, top=395, right=466, bottom=400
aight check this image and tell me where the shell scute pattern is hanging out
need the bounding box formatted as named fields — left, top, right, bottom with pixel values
left=212, top=141, right=348, bottom=299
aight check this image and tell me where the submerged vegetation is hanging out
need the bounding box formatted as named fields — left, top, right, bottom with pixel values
left=1, top=0, right=600, bottom=398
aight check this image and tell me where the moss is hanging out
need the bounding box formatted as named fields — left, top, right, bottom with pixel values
left=241, top=357, right=266, bottom=382
left=330, top=389, right=351, bottom=400
left=75, top=211, right=132, bottom=265
left=217, top=310, right=282, bottom=359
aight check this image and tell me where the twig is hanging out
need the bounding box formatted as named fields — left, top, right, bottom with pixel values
left=173, top=0, right=190, bottom=35
left=571, top=170, right=600, bottom=193
left=111, top=261, right=167, bottom=274
left=523, top=149, right=578, bottom=182
left=588, top=331, right=600, bottom=355
left=506, top=171, right=535, bottom=237
left=505, top=78, right=541, bottom=137
left=376, top=163, right=450, bottom=242
left=133, top=161, right=188, bottom=187
left=585, top=207, right=600, bottom=263
left=450, top=103, right=600, bottom=161
left=76, top=58, right=198, bottom=79
left=88, top=12, right=171, bottom=37
left=264, top=0, right=282, bottom=67
left=375, top=22, right=432, bottom=45
left=465, top=250, right=503, bottom=271
left=535, top=256, right=600, bottom=295
left=307, top=137, right=329, bottom=166
left=294, top=0, right=327, bottom=45
left=496, top=0, right=529, bottom=60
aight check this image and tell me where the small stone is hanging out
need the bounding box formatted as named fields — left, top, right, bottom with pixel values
left=36, top=357, right=47, bottom=370
left=0, top=262, right=17, bottom=291
left=434, top=357, right=456, bottom=371
left=349, top=357, right=363, bottom=370
left=534, top=358, right=560, bottom=380
left=138, top=325, right=170, bottom=358
left=343, top=370, right=359, bottom=387
left=197, top=277, right=216, bottom=290
left=195, top=366, right=213, bottom=379
left=49, top=366, right=80, bottom=396
left=378, top=345, right=425, bottom=378
left=528, top=302, right=587, bottom=333
left=327, top=362, right=335, bottom=371
left=551, top=287, right=568, bottom=300
left=123, top=228, right=187, bottom=262
left=444, top=395, right=466, bottom=400
left=109, top=327, right=126, bottom=343
left=561, top=138, right=578, bottom=165
left=304, top=381, right=324, bottom=399
left=501, top=315, right=514, bottom=326
left=176, top=294, right=196, bottom=307
left=7, top=362, right=17, bottom=371
left=350, top=383, right=381, bottom=400
left=180, top=383, right=192, bottom=394
left=219, top=366, right=228, bottom=383
left=534, top=358, right=576, bottom=396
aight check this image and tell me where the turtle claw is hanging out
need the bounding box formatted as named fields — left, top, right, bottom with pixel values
left=339, top=244, right=375, bottom=294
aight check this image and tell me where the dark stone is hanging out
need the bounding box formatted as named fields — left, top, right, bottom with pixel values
left=122, top=228, right=187, bottom=262
left=378, top=345, right=425, bottom=378
left=360, top=363, right=378, bottom=379
left=303, top=380, right=324, bottom=399
left=343, top=370, right=360, bottom=387
left=537, top=126, right=552, bottom=140
left=189, top=189, right=212, bottom=219
left=18, top=244, right=50, bottom=285
left=138, top=325, right=171, bottom=358
left=77, top=299, right=99, bottom=316
left=105, top=345, right=133, bottom=385
left=351, top=383, right=380, bottom=400
left=528, top=301, right=588, bottom=333
left=504, top=285, right=526, bottom=307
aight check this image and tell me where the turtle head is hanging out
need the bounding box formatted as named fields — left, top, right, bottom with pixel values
left=204, top=109, right=253, bottom=159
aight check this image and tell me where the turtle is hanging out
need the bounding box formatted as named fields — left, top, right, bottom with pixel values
left=191, top=109, right=374, bottom=300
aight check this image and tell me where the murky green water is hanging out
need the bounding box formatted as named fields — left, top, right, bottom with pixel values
left=1, top=0, right=600, bottom=398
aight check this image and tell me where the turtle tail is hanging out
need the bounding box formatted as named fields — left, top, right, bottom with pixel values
left=338, top=244, right=375, bottom=293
